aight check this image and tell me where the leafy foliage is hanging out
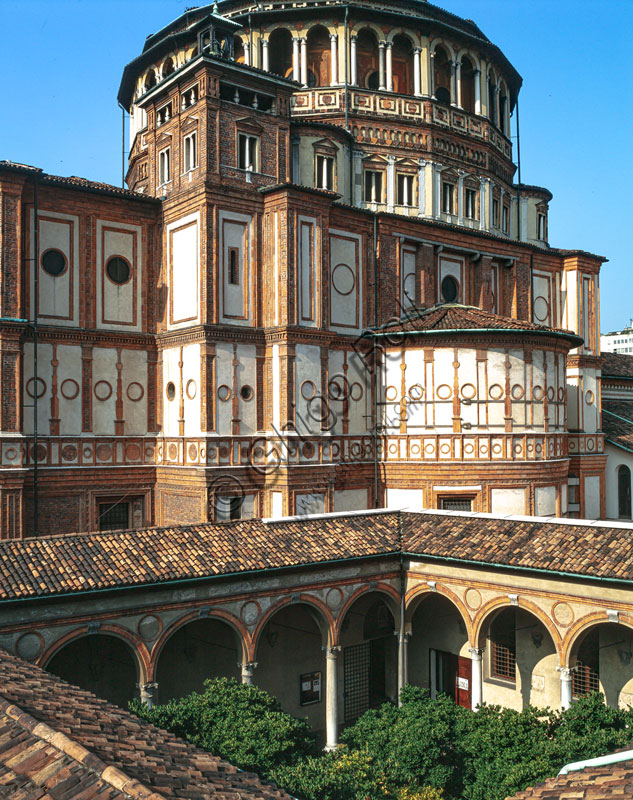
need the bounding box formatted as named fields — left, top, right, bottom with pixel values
left=132, top=682, right=633, bottom=800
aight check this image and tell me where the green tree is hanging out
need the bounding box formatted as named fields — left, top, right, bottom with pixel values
left=130, top=677, right=316, bottom=775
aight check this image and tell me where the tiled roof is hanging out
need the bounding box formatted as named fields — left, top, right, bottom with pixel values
left=0, top=649, right=292, bottom=800
left=601, top=352, right=633, bottom=379
left=0, top=512, right=399, bottom=601
left=6, top=510, right=633, bottom=602
left=603, top=401, right=633, bottom=451
left=507, top=759, right=633, bottom=799
left=368, top=304, right=582, bottom=344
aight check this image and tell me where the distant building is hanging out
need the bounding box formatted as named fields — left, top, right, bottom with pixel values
left=601, top=322, right=633, bottom=354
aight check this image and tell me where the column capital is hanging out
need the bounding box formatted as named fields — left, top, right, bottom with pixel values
left=262, top=38, right=269, bottom=47
left=378, top=40, right=386, bottom=49
left=469, top=647, right=484, bottom=659
left=240, top=660, right=258, bottom=671
left=413, top=46, right=421, bottom=54
left=557, top=665, right=575, bottom=679
left=387, top=154, right=396, bottom=164
left=330, top=33, right=337, bottom=42
left=323, top=645, right=342, bottom=656
left=385, top=40, right=393, bottom=49
left=299, top=36, right=306, bottom=44
left=350, top=33, right=357, bottom=41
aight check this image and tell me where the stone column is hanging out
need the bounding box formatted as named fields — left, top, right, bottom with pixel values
left=241, top=661, right=258, bottom=685
left=350, top=35, right=358, bottom=85
left=417, top=159, right=427, bottom=217
left=474, top=69, right=481, bottom=114
left=378, top=41, right=386, bottom=90
left=479, top=177, right=487, bottom=230
left=324, top=646, right=341, bottom=750
left=387, top=155, right=395, bottom=212
left=455, top=59, right=462, bottom=107
left=422, top=44, right=431, bottom=96
left=450, top=60, right=457, bottom=105
left=469, top=648, right=483, bottom=710
left=262, top=38, right=269, bottom=72
left=559, top=667, right=573, bottom=710
left=243, top=40, right=250, bottom=66
left=397, top=632, right=410, bottom=702
left=457, top=170, right=465, bottom=225
left=330, top=34, right=338, bottom=85
left=300, top=38, right=308, bottom=86
left=292, top=37, right=300, bottom=82
left=413, top=47, right=421, bottom=96
left=433, top=163, right=442, bottom=218
left=385, top=42, right=393, bottom=91
left=291, top=135, right=300, bottom=183
left=353, top=150, right=364, bottom=206
left=139, top=682, right=158, bottom=709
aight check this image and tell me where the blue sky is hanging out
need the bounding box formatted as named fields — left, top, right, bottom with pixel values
left=0, top=0, right=629, bottom=331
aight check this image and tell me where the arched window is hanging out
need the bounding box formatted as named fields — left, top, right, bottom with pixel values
left=162, top=57, right=175, bottom=79
left=499, top=82, right=508, bottom=134
left=461, top=56, right=476, bottom=113
left=433, top=45, right=451, bottom=104
left=269, top=28, right=293, bottom=77
left=392, top=34, right=413, bottom=95
left=307, top=26, right=330, bottom=87
left=144, top=69, right=156, bottom=91
left=357, top=28, right=378, bottom=89
left=234, top=35, right=245, bottom=64
left=488, top=70, right=497, bottom=125
left=618, top=465, right=632, bottom=519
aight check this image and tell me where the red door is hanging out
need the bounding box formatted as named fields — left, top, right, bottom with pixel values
left=456, top=656, right=472, bottom=709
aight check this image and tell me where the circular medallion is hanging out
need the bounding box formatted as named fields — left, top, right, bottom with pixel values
left=301, top=380, right=316, bottom=400
left=61, top=445, right=77, bottom=461
left=465, top=588, right=482, bottom=610
left=217, top=384, right=231, bottom=401
left=409, top=384, right=424, bottom=401
left=385, top=385, right=398, bottom=401
left=533, top=385, right=544, bottom=401
left=186, top=379, right=197, bottom=400
left=4, top=447, right=17, bottom=461
left=489, top=384, right=503, bottom=400
left=15, top=632, right=44, bottom=662
left=511, top=384, right=524, bottom=400
left=126, top=443, right=141, bottom=461
left=241, top=601, right=260, bottom=626
left=326, top=588, right=344, bottom=611
left=94, top=380, right=113, bottom=401
left=585, top=390, right=595, bottom=405
left=188, top=444, right=198, bottom=461
left=331, top=263, right=356, bottom=296
left=60, top=379, right=80, bottom=400
left=302, top=442, right=315, bottom=458
left=552, top=601, right=574, bottom=627
left=138, top=614, right=162, bottom=641
left=127, top=382, right=144, bottom=402
left=533, top=296, right=549, bottom=323
left=461, top=383, right=476, bottom=400
left=96, top=444, right=112, bottom=461
left=168, top=443, right=178, bottom=460
left=349, top=382, right=364, bottom=401
left=26, top=377, right=46, bottom=398
left=436, top=384, right=452, bottom=400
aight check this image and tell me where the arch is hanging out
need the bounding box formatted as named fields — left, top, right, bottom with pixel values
left=334, top=582, right=400, bottom=642
left=151, top=608, right=250, bottom=672
left=432, top=44, right=452, bottom=104
left=144, top=69, right=157, bottom=91
left=161, top=56, right=175, bottom=79
left=234, top=35, right=245, bottom=64
left=460, top=55, right=477, bottom=113
left=252, top=593, right=335, bottom=658
left=618, top=465, right=632, bottom=519
left=42, top=626, right=146, bottom=708
left=355, top=27, right=379, bottom=90
left=474, top=596, right=563, bottom=653
left=487, top=68, right=498, bottom=125
left=306, top=25, right=331, bottom=87
left=563, top=612, right=633, bottom=666
left=405, top=583, right=473, bottom=641
left=498, top=79, right=509, bottom=134
left=268, top=28, right=293, bottom=78
left=391, top=34, right=414, bottom=95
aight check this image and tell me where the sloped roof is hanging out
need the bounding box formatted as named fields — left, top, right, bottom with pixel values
left=367, top=304, right=583, bottom=345
left=602, top=352, right=633, bottom=379
left=507, top=759, right=633, bottom=799
left=5, top=510, right=633, bottom=603
left=603, top=401, right=633, bottom=452
left=0, top=649, right=292, bottom=800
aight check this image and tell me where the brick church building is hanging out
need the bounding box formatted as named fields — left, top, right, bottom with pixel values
left=0, top=0, right=607, bottom=538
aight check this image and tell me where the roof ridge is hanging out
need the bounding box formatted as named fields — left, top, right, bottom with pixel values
left=603, top=408, right=633, bottom=425
left=0, top=695, right=166, bottom=800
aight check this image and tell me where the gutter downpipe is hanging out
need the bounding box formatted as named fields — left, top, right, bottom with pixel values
left=398, top=511, right=407, bottom=704
left=373, top=214, right=379, bottom=508
left=32, top=174, right=39, bottom=537
left=515, top=95, right=522, bottom=241
left=344, top=5, right=354, bottom=206
left=558, top=749, right=633, bottom=777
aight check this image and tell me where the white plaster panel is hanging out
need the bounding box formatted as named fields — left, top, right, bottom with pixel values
left=121, top=349, right=147, bottom=434
left=334, top=489, right=369, bottom=512
left=401, top=246, right=416, bottom=309
left=92, top=348, right=118, bottom=434
left=535, top=485, right=556, bottom=517
left=385, top=487, right=425, bottom=511
left=329, top=229, right=362, bottom=332
left=584, top=475, right=601, bottom=520
left=298, top=216, right=317, bottom=327
left=532, top=271, right=552, bottom=326
left=490, top=488, right=526, bottom=515
left=605, top=443, right=633, bottom=520
left=215, top=344, right=234, bottom=436
left=36, top=214, right=78, bottom=324
left=272, top=344, right=280, bottom=430
left=295, top=344, right=322, bottom=435
left=347, top=351, right=370, bottom=434
left=96, top=219, right=142, bottom=331
left=168, top=213, right=199, bottom=328
left=328, top=350, right=345, bottom=435
left=219, top=210, right=252, bottom=326
left=295, top=493, right=325, bottom=515
left=182, top=344, right=201, bottom=437
left=236, top=344, right=257, bottom=435
left=22, top=343, right=53, bottom=435
left=271, top=491, right=283, bottom=518
left=162, top=348, right=181, bottom=436
left=57, top=344, right=82, bottom=435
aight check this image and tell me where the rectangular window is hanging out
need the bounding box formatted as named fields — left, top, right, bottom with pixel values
left=491, top=638, right=516, bottom=681
left=492, top=198, right=500, bottom=227
left=465, top=188, right=477, bottom=219
left=364, top=170, right=383, bottom=203
left=216, top=495, right=244, bottom=520
left=397, top=174, right=414, bottom=206
left=228, top=247, right=240, bottom=285
left=442, top=182, right=455, bottom=214
left=537, top=212, right=546, bottom=240
left=183, top=131, right=197, bottom=172
left=98, top=501, right=130, bottom=532
left=158, top=147, right=171, bottom=186
left=439, top=496, right=473, bottom=511
left=315, top=155, right=334, bottom=190
left=238, top=133, right=258, bottom=171
left=502, top=204, right=509, bottom=234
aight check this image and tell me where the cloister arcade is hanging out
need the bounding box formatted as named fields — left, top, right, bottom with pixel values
left=12, top=560, right=632, bottom=750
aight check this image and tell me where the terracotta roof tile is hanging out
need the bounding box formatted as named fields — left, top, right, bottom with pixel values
left=0, top=650, right=292, bottom=799
left=4, top=511, right=633, bottom=602
left=507, top=759, right=633, bottom=799
left=603, top=401, right=633, bottom=452
left=601, top=352, right=633, bottom=379
left=368, top=304, right=582, bottom=343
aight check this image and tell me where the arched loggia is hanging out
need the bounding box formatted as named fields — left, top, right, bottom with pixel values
left=155, top=617, right=242, bottom=702
left=568, top=622, right=633, bottom=708
left=269, top=28, right=293, bottom=77
left=356, top=28, right=379, bottom=89
left=45, top=633, right=139, bottom=708
left=306, top=26, right=331, bottom=87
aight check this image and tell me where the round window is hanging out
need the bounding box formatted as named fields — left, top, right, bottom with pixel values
left=166, top=382, right=176, bottom=400
left=41, top=249, right=67, bottom=277
left=240, top=385, right=254, bottom=401
left=441, top=275, right=459, bottom=303
left=106, top=256, right=131, bottom=285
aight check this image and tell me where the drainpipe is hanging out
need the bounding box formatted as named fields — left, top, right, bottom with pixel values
left=32, top=174, right=39, bottom=537
left=373, top=214, right=379, bottom=508
left=397, top=512, right=407, bottom=704
left=558, top=749, right=633, bottom=776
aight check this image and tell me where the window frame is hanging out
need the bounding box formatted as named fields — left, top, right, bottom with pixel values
left=492, top=197, right=500, bottom=227
left=237, top=132, right=259, bottom=172
left=315, top=154, right=335, bottom=191
left=396, top=173, right=415, bottom=207
left=158, top=146, right=171, bottom=186
left=502, top=204, right=510, bottom=234
left=364, top=169, right=384, bottom=204
left=441, top=182, right=455, bottom=215
left=464, top=187, right=477, bottom=219
left=228, top=247, right=240, bottom=286
left=183, top=131, right=197, bottom=173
